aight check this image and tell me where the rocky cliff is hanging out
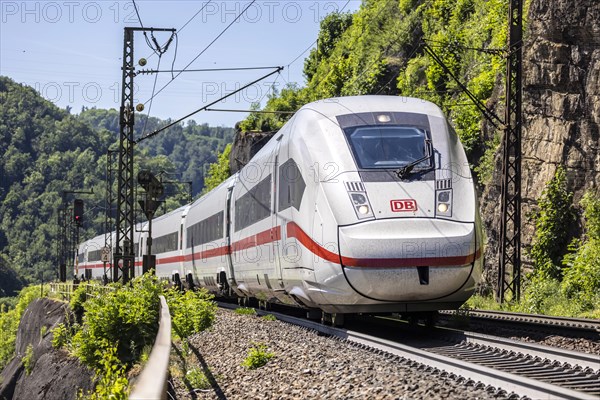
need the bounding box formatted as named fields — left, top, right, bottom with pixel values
left=229, top=130, right=276, bottom=174
left=480, top=0, right=600, bottom=285
left=0, top=298, right=94, bottom=400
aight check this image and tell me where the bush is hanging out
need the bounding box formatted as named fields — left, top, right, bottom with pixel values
left=70, top=283, right=88, bottom=321
left=185, top=367, right=211, bottom=390
left=234, top=307, right=256, bottom=316
left=0, top=285, right=44, bottom=369
left=71, top=274, right=163, bottom=370
left=262, top=314, right=277, bottom=321
left=530, top=166, right=575, bottom=279
left=165, top=288, right=216, bottom=340
left=79, top=342, right=128, bottom=400
left=241, top=342, right=274, bottom=370
left=561, top=192, right=600, bottom=308
left=51, top=322, right=71, bottom=349
left=23, top=344, right=34, bottom=375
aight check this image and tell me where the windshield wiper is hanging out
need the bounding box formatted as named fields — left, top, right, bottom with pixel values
left=396, top=140, right=432, bottom=179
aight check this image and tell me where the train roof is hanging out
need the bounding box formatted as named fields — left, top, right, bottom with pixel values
left=296, top=95, right=445, bottom=121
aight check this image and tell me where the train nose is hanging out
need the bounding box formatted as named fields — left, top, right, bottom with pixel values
left=338, top=219, right=480, bottom=302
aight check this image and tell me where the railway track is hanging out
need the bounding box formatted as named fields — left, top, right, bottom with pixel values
left=442, top=309, right=600, bottom=336
left=220, top=303, right=600, bottom=399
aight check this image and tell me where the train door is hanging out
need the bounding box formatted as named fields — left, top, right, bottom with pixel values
left=271, top=138, right=284, bottom=286
left=225, top=185, right=238, bottom=292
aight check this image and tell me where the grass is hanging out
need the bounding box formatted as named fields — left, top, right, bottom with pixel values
left=262, top=314, right=277, bottom=321
left=186, top=367, right=211, bottom=390
left=241, top=342, right=274, bottom=370
left=465, top=288, right=600, bottom=319
left=234, top=307, right=256, bottom=316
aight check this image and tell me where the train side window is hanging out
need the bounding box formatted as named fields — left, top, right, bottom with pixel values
left=153, top=232, right=179, bottom=254
left=186, top=212, right=224, bottom=248
left=88, top=249, right=102, bottom=262
left=278, top=159, right=305, bottom=212
left=234, top=175, right=271, bottom=231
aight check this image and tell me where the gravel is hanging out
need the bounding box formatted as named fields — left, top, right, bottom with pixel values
left=169, top=309, right=512, bottom=400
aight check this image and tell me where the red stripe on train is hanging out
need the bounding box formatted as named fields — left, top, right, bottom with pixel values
left=81, top=223, right=479, bottom=270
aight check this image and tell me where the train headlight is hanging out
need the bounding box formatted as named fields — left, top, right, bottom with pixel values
left=345, top=181, right=374, bottom=220
left=358, top=205, right=370, bottom=215
left=377, top=114, right=391, bottom=123
left=436, top=189, right=452, bottom=217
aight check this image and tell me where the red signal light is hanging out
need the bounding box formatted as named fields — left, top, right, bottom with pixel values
left=73, top=199, right=84, bottom=225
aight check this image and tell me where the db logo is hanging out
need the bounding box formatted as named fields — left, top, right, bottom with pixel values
left=391, top=199, right=418, bottom=212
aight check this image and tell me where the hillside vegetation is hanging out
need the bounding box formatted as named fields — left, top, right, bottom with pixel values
left=0, top=76, right=234, bottom=285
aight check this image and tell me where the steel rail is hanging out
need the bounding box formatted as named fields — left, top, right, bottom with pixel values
left=217, top=303, right=598, bottom=400
left=456, top=329, right=600, bottom=370
left=451, top=309, right=600, bottom=332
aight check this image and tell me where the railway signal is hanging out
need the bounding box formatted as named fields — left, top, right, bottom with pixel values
left=73, top=199, right=84, bottom=226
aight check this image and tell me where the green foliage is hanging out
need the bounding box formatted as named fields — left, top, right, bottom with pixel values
left=70, top=283, right=88, bottom=320
left=0, top=285, right=43, bottom=369
left=0, top=296, right=18, bottom=312
left=70, top=274, right=162, bottom=370
left=239, top=85, right=308, bottom=133
left=202, top=144, right=232, bottom=194
left=262, top=314, right=277, bottom=321
left=235, top=307, right=256, bottom=316
left=561, top=192, right=600, bottom=306
left=474, top=133, right=501, bottom=184
left=241, top=342, right=274, bottom=370
left=0, top=255, right=24, bottom=297
left=530, top=166, right=575, bottom=279
left=165, top=288, right=217, bottom=339
left=51, top=322, right=69, bottom=349
left=79, top=343, right=129, bottom=400
left=185, top=367, right=211, bottom=390
left=303, top=13, right=354, bottom=82
left=23, top=344, right=34, bottom=375
left=0, top=77, right=234, bottom=283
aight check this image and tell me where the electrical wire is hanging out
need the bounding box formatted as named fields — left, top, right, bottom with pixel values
left=138, top=66, right=282, bottom=74
left=145, top=0, right=214, bottom=61
left=141, top=54, right=162, bottom=136
left=132, top=0, right=144, bottom=28
left=205, top=108, right=295, bottom=114
left=135, top=67, right=283, bottom=144
left=286, top=0, right=352, bottom=68
left=142, top=0, right=258, bottom=106
left=170, top=33, right=178, bottom=80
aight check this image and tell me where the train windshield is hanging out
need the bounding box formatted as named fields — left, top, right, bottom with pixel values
left=345, top=126, right=431, bottom=170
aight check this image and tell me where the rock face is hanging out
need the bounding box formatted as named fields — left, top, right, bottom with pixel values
left=0, top=298, right=94, bottom=400
left=229, top=130, right=276, bottom=174
left=480, top=0, right=600, bottom=286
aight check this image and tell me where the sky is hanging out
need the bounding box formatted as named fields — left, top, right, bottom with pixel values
left=0, top=0, right=361, bottom=128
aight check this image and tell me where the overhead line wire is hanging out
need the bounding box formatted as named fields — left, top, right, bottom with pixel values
left=286, top=0, right=352, bottom=68
left=142, top=0, right=258, bottom=106
left=141, top=54, right=163, bottom=136
left=132, top=0, right=144, bottom=28
left=138, top=66, right=281, bottom=74
left=135, top=67, right=283, bottom=144
left=145, top=0, right=214, bottom=61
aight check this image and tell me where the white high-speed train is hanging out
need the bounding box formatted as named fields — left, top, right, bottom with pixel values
left=77, top=96, right=483, bottom=318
